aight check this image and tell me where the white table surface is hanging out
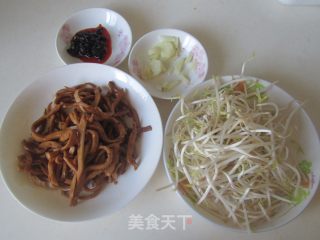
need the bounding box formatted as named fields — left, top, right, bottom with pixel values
left=0, top=0, right=319, bottom=239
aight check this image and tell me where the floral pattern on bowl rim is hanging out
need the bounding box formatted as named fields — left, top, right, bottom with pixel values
left=56, top=8, right=132, bottom=67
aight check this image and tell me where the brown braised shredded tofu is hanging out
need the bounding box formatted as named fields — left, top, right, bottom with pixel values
left=18, top=81, right=152, bottom=206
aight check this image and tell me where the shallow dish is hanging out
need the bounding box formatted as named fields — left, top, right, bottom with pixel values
left=163, top=76, right=320, bottom=232
left=56, top=8, right=132, bottom=66
left=128, top=28, right=208, bottom=99
left=0, top=63, right=163, bottom=221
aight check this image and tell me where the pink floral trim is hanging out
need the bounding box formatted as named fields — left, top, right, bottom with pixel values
left=191, top=45, right=207, bottom=79
left=131, top=58, right=141, bottom=77
left=60, top=24, right=72, bottom=44
left=111, top=30, right=130, bottom=66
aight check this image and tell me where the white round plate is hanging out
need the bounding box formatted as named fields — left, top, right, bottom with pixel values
left=56, top=8, right=132, bottom=67
left=0, top=63, right=163, bottom=222
left=163, top=76, right=320, bottom=232
left=128, top=28, right=208, bottom=99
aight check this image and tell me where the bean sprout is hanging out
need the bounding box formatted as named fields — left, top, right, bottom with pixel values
left=168, top=77, right=311, bottom=231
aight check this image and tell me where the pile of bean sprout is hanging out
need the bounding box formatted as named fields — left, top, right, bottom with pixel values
left=168, top=77, right=311, bottom=231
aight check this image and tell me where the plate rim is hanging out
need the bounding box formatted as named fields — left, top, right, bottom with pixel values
left=162, top=75, right=320, bottom=232
left=0, top=63, right=163, bottom=222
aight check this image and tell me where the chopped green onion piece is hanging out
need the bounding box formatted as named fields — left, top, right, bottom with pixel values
left=185, top=53, right=193, bottom=64
left=141, top=35, right=195, bottom=91
left=141, top=64, right=153, bottom=80
left=161, top=79, right=182, bottom=92
left=148, top=46, right=161, bottom=59
left=179, top=72, right=190, bottom=84
left=174, top=57, right=186, bottom=74
left=161, top=36, right=180, bottom=50
left=159, top=41, right=176, bottom=61
left=150, top=59, right=166, bottom=76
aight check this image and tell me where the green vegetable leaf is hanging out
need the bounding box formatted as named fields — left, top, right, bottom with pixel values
left=253, top=82, right=264, bottom=90
left=292, top=187, right=310, bottom=204
left=298, top=160, right=312, bottom=174
left=174, top=57, right=185, bottom=74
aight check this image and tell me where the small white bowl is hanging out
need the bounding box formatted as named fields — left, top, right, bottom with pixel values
left=128, top=29, right=208, bottom=99
left=56, top=8, right=132, bottom=67
left=163, top=76, right=320, bottom=232
left=0, top=63, right=163, bottom=221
